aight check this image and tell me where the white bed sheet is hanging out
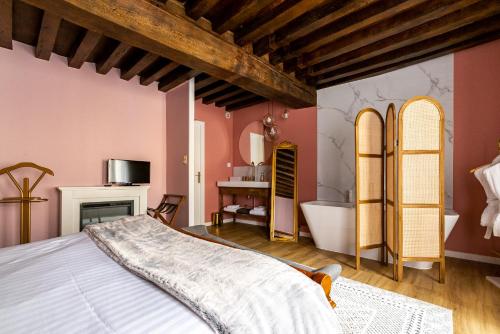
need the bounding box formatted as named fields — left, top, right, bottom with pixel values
left=0, top=233, right=213, bottom=334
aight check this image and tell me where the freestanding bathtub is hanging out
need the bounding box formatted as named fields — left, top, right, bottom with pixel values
left=301, top=201, right=460, bottom=270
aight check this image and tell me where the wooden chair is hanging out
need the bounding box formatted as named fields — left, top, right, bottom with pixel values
left=147, top=194, right=185, bottom=227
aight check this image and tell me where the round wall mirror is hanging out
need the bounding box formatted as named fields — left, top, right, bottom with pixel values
left=239, top=121, right=272, bottom=165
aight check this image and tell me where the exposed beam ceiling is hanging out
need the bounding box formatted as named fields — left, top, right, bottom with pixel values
left=234, top=0, right=329, bottom=46
left=158, top=67, right=200, bottom=92
left=120, top=52, right=158, bottom=81
left=210, top=0, right=275, bottom=35
left=307, top=1, right=500, bottom=77
left=317, top=29, right=500, bottom=89
left=67, top=30, right=101, bottom=68
left=253, top=0, right=374, bottom=56
left=2, top=0, right=499, bottom=111
left=140, top=61, right=179, bottom=86
left=185, top=0, right=220, bottom=21
left=96, top=42, right=131, bottom=74
left=35, top=11, right=61, bottom=60
left=0, top=0, right=12, bottom=49
left=298, top=0, right=482, bottom=69
left=22, top=0, right=315, bottom=108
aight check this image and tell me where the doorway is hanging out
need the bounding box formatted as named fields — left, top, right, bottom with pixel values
left=194, top=120, right=205, bottom=225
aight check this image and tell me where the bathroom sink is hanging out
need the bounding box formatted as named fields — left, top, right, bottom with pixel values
left=217, top=181, right=270, bottom=188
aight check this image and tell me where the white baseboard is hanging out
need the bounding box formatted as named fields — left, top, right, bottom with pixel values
left=299, top=231, right=311, bottom=238
left=445, top=250, right=500, bottom=265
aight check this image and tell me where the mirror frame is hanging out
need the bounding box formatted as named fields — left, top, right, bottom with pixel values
left=269, top=141, right=298, bottom=242
left=238, top=121, right=270, bottom=165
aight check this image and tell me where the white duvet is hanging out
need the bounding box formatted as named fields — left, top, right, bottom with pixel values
left=0, top=217, right=342, bottom=334
left=0, top=232, right=212, bottom=333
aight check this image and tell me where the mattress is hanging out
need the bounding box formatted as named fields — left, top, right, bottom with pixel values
left=0, top=233, right=213, bottom=334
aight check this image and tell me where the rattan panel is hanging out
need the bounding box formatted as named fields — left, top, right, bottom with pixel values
left=386, top=111, right=394, bottom=153
left=387, top=203, right=394, bottom=250
left=357, top=112, right=383, bottom=154
left=402, top=154, right=439, bottom=204
left=359, top=202, right=383, bottom=247
left=387, top=155, right=394, bottom=202
left=358, top=157, right=383, bottom=200
left=402, top=208, right=440, bottom=258
left=402, top=100, right=440, bottom=150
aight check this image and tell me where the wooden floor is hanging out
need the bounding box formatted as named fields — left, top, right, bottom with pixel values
left=207, top=223, right=500, bottom=334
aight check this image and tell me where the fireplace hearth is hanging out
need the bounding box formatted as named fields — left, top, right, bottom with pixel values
left=80, top=200, right=134, bottom=231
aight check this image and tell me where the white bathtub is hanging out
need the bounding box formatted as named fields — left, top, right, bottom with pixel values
left=301, top=201, right=460, bottom=270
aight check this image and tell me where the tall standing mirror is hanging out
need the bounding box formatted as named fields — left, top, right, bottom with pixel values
left=270, top=141, right=298, bottom=241
left=239, top=121, right=272, bottom=165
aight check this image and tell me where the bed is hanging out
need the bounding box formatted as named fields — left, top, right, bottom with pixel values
left=0, top=215, right=341, bottom=333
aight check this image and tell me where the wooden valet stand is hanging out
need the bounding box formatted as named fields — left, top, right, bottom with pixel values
left=0, top=162, right=54, bottom=244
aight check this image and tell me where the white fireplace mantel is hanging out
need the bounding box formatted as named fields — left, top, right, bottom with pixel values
left=58, top=186, right=150, bottom=236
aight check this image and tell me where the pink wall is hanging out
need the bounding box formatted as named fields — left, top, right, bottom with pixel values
left=165, top=83, right=191, bottom=226
left=448, top=38, right=500, bottom=257
left=195, top=100, right=233, bottom=221
left=232, top=102, right=317, bottom=230
left=0, top=42, right=166, bottom=247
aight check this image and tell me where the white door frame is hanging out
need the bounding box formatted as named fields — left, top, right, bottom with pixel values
left=188, top=78, right=195, bottom=226
left=193, top=120, right=206, bottom=226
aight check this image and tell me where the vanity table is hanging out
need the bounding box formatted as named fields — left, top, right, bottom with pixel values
left=217, top=181, right=271, bottom=225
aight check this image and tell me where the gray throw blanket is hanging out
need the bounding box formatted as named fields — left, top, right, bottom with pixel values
left=84, top=215, right=342, bottom=334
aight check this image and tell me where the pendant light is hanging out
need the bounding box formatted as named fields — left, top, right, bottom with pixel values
left=263, top=101, right=280, bottom=141
left=262, top=101, right=274, bottom=127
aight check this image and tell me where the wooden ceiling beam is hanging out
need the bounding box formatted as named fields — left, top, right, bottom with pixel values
left=0, top=0, right=12, bottom=49
left=299, top=0, right=483, bottom=69
left=120, top=52, right=158, bottom=81
left=215, top=91, right=256, bottom=107
left=317, top=29, right=500, bottom=89
left=23, top=0, right=315, bottom=108
left=253, top=0, right=375, bottom=56
left=315, top=17, right=500, bottom=87
left=96, top=42, right=131, bottom=74
left=225, top=96, right=267, bottom=111
left=309, top=1, right=500, bottom=76
left=35, top=11, right=62, bottom=60
left=235, top=0, right=328, bottom=46
left=269, top=0, right=426, bottom=65
left=185, top=0, right=220, bottom=20
left=140, top=60, right=178, bottom=86
left=158, top=67, right=200, bottom=92
left=68, top=29, right=101, bottom=68
left=195, top=81, right=232, bottom=99
left=195, top=74, right=219, bottom=91
left=211, top=0, right=275, bottom=34
left=202, top=86, right=245, bottom=105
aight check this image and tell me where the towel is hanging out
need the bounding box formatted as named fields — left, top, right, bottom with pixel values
left=224, top=205, right=240, bottom=213
left=483, top=162, right=500, bottom=237
left=474, top=166, right=498, bottom=239
left=250, top=206, right=267, bottom=216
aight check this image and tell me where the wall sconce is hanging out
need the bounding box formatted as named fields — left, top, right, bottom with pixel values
left=281, top=108, right=289, bottom=120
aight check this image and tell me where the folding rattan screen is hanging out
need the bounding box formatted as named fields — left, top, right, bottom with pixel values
left=397, top=97, right=445, bottom=283
left=385, top=103, right=397, bottom=280
left=355, top=108, right=385, bottom=270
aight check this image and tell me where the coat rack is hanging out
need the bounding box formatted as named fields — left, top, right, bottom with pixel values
left=0, top=162, right=54, bottom=244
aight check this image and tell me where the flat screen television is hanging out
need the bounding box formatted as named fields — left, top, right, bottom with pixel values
left=107, top=159, right=150, bottom=185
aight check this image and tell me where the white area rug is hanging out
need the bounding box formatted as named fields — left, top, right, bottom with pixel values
left=332, top=277, right=453, bottom=334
